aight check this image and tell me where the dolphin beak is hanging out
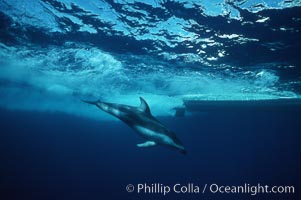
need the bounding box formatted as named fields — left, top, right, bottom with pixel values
left=81, top=99, right=99, bottom=105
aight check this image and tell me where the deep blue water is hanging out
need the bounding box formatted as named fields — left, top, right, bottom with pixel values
left=1, top=108, right=300, bottom=199
left=1, top=0, right=301, bottom=199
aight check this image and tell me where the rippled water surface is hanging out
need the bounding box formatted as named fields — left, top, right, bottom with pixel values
left=1, top=0, right=301, bottom=119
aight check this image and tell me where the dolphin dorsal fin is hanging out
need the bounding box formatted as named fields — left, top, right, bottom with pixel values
left=139, top=97, right=151, bottom=114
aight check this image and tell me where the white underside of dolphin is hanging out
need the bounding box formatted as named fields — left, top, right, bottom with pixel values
left=82, top=97, right=186, bottom=154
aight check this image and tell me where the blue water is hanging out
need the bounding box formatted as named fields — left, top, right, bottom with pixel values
left=0, top=0, right=301, bottom=199
left=1, top=109, right=300, bottom=199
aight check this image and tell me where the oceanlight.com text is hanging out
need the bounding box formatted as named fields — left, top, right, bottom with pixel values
left=126, top=183, right=295, bottom=196
left=208, top=183, right=295, bottom=195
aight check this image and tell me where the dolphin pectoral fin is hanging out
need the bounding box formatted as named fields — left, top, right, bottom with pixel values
left=137, top=141, right=157, bottom=148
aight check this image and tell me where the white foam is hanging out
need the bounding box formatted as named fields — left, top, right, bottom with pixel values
left=0, top=43, right=299, bottom=120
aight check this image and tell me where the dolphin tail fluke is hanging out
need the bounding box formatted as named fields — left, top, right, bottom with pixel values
left=180, top=149, right=187, bottom=155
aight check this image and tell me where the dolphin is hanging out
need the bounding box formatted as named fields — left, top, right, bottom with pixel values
left=82, top=97, right=186, bottom=154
